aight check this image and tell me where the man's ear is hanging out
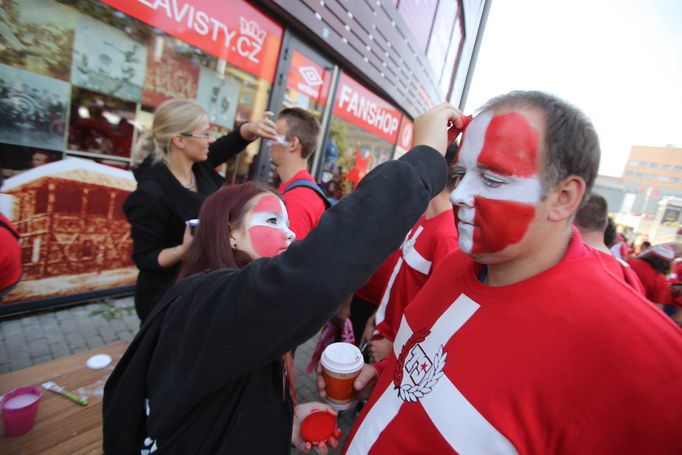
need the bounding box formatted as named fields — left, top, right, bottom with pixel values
left=547, top=175, right=586, bottom=222
left=289, top=136, right=300, bottom=153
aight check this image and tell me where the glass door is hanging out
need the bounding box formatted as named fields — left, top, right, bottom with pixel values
left=249, top=32, right=337, bottom=186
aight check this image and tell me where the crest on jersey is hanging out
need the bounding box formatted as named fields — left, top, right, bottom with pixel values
left=393, top=328, right=447, bottom=402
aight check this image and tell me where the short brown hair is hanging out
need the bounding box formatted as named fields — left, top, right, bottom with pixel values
left=575, top=193, right=608, bottom=232
left=481, top=91, right=601, bottom=206
left=278, top=107, right=320, bottom=159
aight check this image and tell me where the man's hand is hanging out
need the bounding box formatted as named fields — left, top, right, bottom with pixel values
left=291, top=402, right=341, bottom=454
left=240, top=111, right=278, bottom=141
left=413, top=103, right=464, bottom=156
left=316, top=363, right=379, bottom=402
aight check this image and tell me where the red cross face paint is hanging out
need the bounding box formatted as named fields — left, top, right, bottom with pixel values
left=246, top=194, right=295, bottom=258
left=449, top=110, right=542, bottom=255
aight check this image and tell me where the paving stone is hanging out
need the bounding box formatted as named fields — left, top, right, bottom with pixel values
left=116, top=330, right=134, bottom=342
left=86, top=335, right=105, bottom=349
left=5, top=334, right=27, bottom=353
left=2, top=320, right=24, bottom=336
left=50, top=342, right=72, bottom=359
left=0, top=364, right=10, bottom=374
left=58, top=319, right=78, bottom=332
left=66, top=333, right=86, bottom=349
left=31, top=354, right=54, bottom=366
left=23, top=324, right=45, bottom=341
left=9, top=351, right=31, bottom=370
left=28, top=339, right=51, bottom=358
left=20, top=315, right=39, bottom=326
left=0, top=345, right=8, bottom=363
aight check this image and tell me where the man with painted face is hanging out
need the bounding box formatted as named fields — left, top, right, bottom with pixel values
left=332, top=91, right=682, bottom=453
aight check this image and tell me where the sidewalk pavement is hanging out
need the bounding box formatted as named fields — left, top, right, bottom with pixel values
left=0, top=296, right=358, bottom=454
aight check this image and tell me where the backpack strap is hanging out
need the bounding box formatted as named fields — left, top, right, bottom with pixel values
left=0, top=219, right=19, bottom=240
left=283, top=179, right=335, bottom=208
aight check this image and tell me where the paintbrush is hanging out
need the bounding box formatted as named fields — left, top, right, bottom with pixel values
left=41, top=381, right=88, bottom=406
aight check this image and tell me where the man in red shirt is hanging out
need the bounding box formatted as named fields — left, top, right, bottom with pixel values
left=319, top=92, right=682, bottom=454
left=574, top=193, right=644, bottom=294
left=627, top=244, right=675, bottom=306
left=270, top=108, right=324, bottom=240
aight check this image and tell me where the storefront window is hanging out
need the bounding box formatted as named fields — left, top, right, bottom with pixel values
left=0, top=0, right=282, bottom=176
left=320, top=74, right=402, bottom=199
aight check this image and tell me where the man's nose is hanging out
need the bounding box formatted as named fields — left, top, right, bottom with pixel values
left=449, top=175, right=474, bottom=208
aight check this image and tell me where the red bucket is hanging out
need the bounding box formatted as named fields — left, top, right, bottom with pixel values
left=2, top=386, right=41, bottom=437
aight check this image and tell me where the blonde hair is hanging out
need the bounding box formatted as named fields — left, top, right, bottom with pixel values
left=132, top=99, right=207, bottom=167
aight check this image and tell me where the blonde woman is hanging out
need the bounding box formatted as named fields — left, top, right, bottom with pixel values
left=125, top=99, right=277, bottom=321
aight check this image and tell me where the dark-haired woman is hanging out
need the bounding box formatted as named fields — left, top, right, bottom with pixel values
left=627, top=245, right=675, bottom=306
left=103, top=104, right=462, bottom=454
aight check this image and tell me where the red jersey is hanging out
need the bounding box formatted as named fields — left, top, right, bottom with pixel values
left=278, top=170, right=326, bottom=240
left=344, top=232, right=682, bottom=454
left=626, top=257, right=673, bottom=305
left=374, top=211, right=458, bottom=340
left=355, top=251, right=401, bottom=307
left=0, top=213, right=21, bottom=295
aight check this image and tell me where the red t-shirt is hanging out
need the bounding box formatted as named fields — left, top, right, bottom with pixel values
left=355, top=250, right=401, bottom=306
left=344, top=232, right=682, bottom=454
left=626, top=257, right=672, bottom=305
left=0, top=213, right=21, bottom=294
left=374, top=211, right=459, bottom=340
left=278, top=170, right=326, bottom=241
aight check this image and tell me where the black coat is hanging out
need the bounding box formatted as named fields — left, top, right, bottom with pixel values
left=124, top=130, right=250, bottom=321
left=103, top=146, right=446, bottom=454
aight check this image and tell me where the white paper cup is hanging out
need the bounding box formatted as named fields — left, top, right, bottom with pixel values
left=320, top=342, right=364, bottom=410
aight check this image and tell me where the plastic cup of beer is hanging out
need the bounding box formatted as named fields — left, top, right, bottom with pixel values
left=320, top=342, right=364, bottom=411
left=1, top=385, right=41, bottom=437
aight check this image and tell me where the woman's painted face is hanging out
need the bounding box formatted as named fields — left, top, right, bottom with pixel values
left=236, top=193, right=295, bottom=259
left=449, top=109, right=543, bottom=255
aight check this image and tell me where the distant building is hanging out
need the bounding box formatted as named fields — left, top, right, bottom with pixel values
left=621, top=145, right=682, bottom=215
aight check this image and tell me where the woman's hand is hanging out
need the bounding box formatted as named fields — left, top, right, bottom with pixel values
left=413, top=103, right=464, bottom=156
left=291, top=402, right=341, bottom=454
left=240, top=112, right=278, bottom=141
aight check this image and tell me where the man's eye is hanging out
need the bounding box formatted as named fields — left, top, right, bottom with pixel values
left=267, top=217, right=278, bottom=225
left=448, top=168, right=465, bottom=189
left=481, top=174, right=505, bottom=188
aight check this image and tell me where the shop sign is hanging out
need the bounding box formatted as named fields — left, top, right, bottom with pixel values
left=333, top=73, right=402, bottom=144
left=286, top=50, right=330, bottom=105
left=100, top=0, right=283, bottom=82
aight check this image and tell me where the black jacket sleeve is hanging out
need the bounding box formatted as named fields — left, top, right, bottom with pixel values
left=151, top=146, right=446, bottom=405
left=206, top=127, right=251, bottom=167
left=123, top=182, right=174, bottom=272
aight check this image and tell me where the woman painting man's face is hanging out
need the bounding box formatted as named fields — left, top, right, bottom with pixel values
left=232, top=193, right=295, bottom=259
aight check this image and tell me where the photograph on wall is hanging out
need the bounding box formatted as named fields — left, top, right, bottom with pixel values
left=68, top=87, right=137, bottom=158
left=196, top=66, right=240, bottom=129
left=0, top=63, right=70, bottom=151
left=0, top=0, right=77, bottom=81
left=141, top=36, right=200, bottom=108
left=0, top=157, right=137, bottom=308
left=0, top=144, right=63, bottom=179
left=71, top=13, right=147, bottom=102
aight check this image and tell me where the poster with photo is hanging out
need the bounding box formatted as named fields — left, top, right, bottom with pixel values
left=196, top=66, right=240, bottom=129
left=0, top=63, right=69, bottom=151
left=68, top=87, right=137, bottom=158
left=0, top=0, right=77, bottom=81
left=71, top=13, right=147, bottom=102
left=141, top=36, right=200, bottom=108
left=0, top=158, right=137, bottom=313
left=0, top=144, right=63, bottom=178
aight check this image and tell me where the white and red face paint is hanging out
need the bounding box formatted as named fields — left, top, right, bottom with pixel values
left=449, top=110, right=542, bottom=255
left=246, top=194, right=295, bottom=258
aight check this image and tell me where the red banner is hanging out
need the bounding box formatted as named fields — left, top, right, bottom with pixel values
left=100, top=0, right=283, bottom=82
left=333, top=74, right=402, bottom=144
left=286, top=50, right=331, bottom=105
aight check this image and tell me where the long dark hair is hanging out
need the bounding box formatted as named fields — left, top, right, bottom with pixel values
left=177, top=181, right=297, bottom=403
left=640, top=253, right=671, bottom=275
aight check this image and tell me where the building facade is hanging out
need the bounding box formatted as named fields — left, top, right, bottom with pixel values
left=0, top=0, right=489, bottom=312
